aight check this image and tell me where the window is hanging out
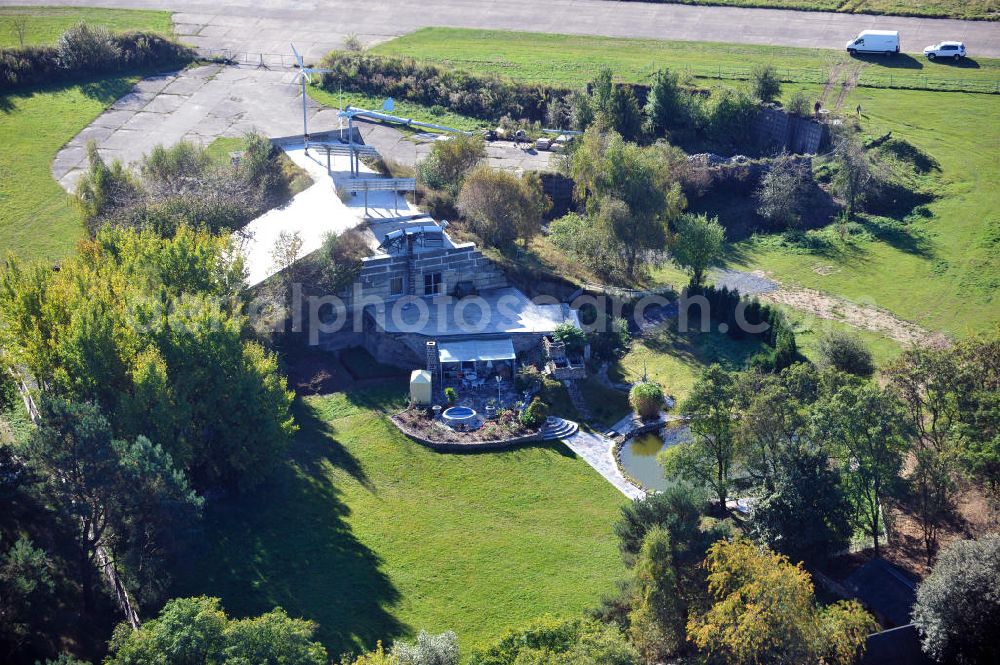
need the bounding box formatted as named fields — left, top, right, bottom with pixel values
left=424, top=272, right=443, bottom=295
left=390, top=276, right=404, bottom=295
left=943, top=45, right=957, bottom=51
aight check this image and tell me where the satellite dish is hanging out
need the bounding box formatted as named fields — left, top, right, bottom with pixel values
left=383, top=97, right=395, bottom=113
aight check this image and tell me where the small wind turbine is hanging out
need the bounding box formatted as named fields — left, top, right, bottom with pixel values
left=291, top=43, right=332, bottom=153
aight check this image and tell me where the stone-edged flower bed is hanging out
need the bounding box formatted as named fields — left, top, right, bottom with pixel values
left=392, top=408, right=543, bottom=451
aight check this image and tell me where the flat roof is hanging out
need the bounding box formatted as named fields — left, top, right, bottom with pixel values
left=438, top=338, right=516, bottom=363
left=366, top=286, right=580, bottom=337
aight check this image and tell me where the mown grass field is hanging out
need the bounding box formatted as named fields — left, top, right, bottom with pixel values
left=597, top=0, right=998, bottom=21
left=0, top=79, right=140, bottom=260
left=0, top=7, right=174, bottom=262
left=370, top=28, right=1000, bottom=93
left=0, top=6, right=172, bottom=47
left=170, top=386, right=627, bottom=657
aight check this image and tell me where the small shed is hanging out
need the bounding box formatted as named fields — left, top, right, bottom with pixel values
left=410, top=369, right=432, bottom=405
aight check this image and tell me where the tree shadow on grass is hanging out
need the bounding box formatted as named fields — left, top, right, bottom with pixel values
left=78, top=77, right=136, bottom=104
left=171, top=401, right=406, bottom=657
left=855, top=213, right=935, bottom=259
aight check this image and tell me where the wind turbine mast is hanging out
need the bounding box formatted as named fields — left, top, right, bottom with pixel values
left=290, top=44, right=332, bottom=154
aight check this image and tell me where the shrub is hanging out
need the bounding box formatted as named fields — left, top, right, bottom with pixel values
left=456, top=165, right=549, bottom=248
left=913, top=536, right=1000, bottom=665
left=514, top=365, right=542, bottom=393
left=687, top=284, right=799, bottom=371
left=343, top=33, right=364, bottom=52
left=57, top=22, right=121, bottom=71
left=756, top=154, right=811, bottom=229
left=444, top=387, right=457, bottom=405
left=520, top=398, right=549, bottom=428
left=318, top=52, right=572, bottom=124
left=645, top=67, right=695, bottom=137
left=548, top=211, right=624, bottom=280
left=786, top=90, right=812, bottom=117
left=817, top=330, right=875, bottom=378
left=552, top=323, right=587, bottom=355
left=0, top=365, right=16, bottom=413
left=588, top=317, right=630, bottom=362
left=468, top=616, right=636, bottom=665
left=417, top=134, right=485, bottom=195
left=751, top=64, right=781, bottom=103
left=0, top=25, right=192, bottom=93
left=707, top=89, right=758, bottom=152
left=76, top=131, right=292, bottom=237
left=392, top=630, right=460, bottom=665
left=630, top=382, right=664, bottom=420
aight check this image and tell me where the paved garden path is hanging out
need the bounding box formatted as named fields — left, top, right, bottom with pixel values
left=9, top=0, right=1000, bottom=58
left=561, top=429, right=645, bottom=501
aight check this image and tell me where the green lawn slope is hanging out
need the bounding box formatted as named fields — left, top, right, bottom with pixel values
left=170, top=387, right=628, bottom=656
left=0, top=7, right=174, bottom=261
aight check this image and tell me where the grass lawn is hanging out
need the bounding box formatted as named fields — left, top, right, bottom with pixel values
left=170, top=385, right=627, bottom=657
left=612, top=323, right=768, bottom=404
left=0, top=6, right=172, bottom=48
left=370, top=28, right=1000, bottom=93
left=779, top=305, right=904, bottom=367
left=0, top=78, right=140, bottom=260
left=0, top=6, right=175, bottom=262
left=731, top=86, right=1000, bottom=336
left=584, top=1, right=998, bottom=21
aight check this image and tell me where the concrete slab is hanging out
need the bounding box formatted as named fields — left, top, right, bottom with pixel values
left=111, top=91, right=155, bottom=112
left=91, top=109, right=136, bottom=129
left=141, top=94, right=188, bottom=114
left=132, top=75, right=175, bottom=94
left=161, top=76, right=208, bottom=96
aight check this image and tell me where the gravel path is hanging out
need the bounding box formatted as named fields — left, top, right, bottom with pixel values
left=710, top=268, right=943, bottom=346
left=709, top=268, right=779, bottom=296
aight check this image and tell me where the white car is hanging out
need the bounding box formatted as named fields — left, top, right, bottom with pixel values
left=923, top=41, right=967, bottom=60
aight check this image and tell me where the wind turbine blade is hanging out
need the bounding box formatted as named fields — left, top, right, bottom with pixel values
left=290, top=43, right=304, bottom=68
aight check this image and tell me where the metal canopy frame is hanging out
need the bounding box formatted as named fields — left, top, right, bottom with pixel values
left=312, top=142, right=379, bottom=173
left=345, top=178, right=417, bottom=216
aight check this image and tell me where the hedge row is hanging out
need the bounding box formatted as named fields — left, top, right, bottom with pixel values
left=318, top=51, right=573, bottom=124
left=688, top=284, right=799, bottom=371
left=0, top=29, right=193, bottom=93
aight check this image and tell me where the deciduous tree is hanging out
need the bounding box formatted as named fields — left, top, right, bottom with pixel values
left=663, top=365, right=738, bottom=513
left=913, top=535, right=1000, bottom=665
left=812, top=383, right=910, bottom=555
left=106, top=596, right=328, bottom=665
left=457, top=166, right=550, bottom=249
left=688, top=538, right=876, bottom=665
left=669, top=213, right=724, bottom=287
left=756, top=154, right=810, bottom=229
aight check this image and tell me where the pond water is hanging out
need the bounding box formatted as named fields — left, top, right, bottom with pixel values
left=618, top=424, right=692, bottom=492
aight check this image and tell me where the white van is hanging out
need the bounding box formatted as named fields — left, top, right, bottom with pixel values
left=846, top=30, right=901, bottom=56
